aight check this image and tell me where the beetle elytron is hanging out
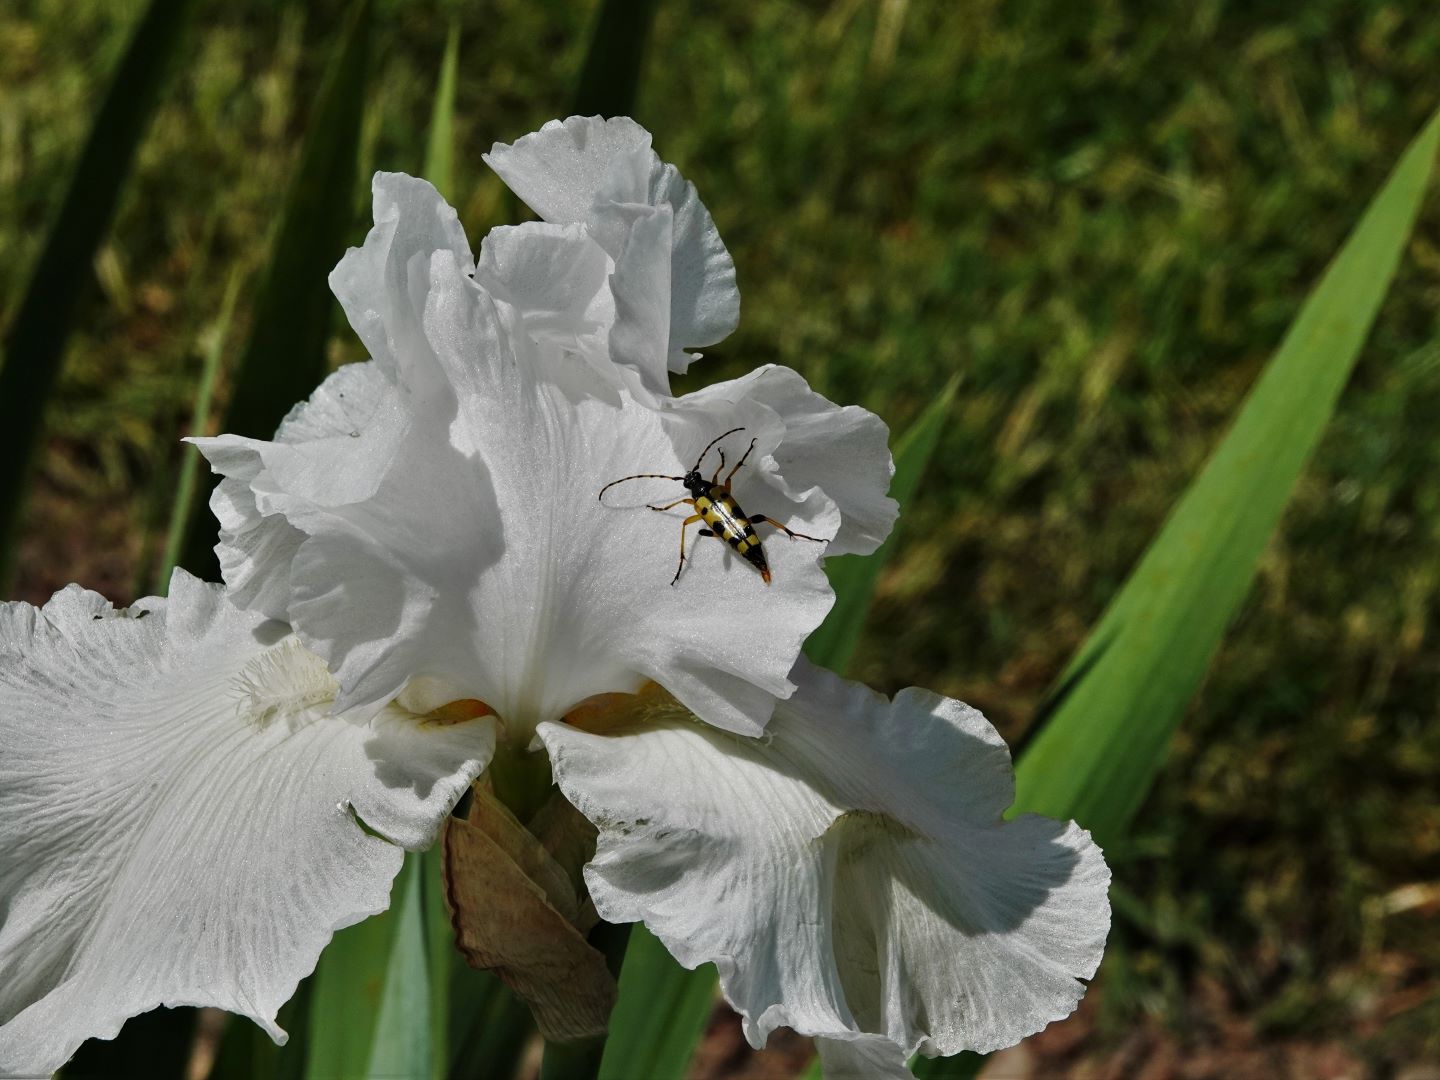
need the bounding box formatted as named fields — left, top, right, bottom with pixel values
left=598, top=427, right=828, bottom=585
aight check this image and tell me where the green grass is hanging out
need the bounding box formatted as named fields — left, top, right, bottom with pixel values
left=3, top=0, right=1439, bottom=1071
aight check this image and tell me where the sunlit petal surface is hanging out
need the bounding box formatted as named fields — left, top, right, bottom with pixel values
left=541, top=660, right=1111, bottom=1062
left=484, top=114, right=740, bottom=395
left=0, top=572, right=494, bottom=1076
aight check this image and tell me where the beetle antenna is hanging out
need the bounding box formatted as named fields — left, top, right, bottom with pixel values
left=598, top=473, right=687, bottom=501
left=692, top=427, right=745, bottom=473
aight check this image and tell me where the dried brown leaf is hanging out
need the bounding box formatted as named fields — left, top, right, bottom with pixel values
left=442, top=792, right=617, bottom=1042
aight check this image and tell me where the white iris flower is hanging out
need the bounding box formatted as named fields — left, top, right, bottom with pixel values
left=0, top=117, right=1109, bottom=1079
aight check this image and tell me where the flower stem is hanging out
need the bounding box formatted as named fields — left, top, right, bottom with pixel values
left=488, top=741, right=554, bottom=824
left=536, top=921, right=632, bottom=1080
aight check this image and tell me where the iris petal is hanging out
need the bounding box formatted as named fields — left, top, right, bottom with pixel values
left=0, top=572, right=494, bottom=1076
left=540, top=659, right=1110, bottom=1062
left=485, top=115, right=740, bottom=392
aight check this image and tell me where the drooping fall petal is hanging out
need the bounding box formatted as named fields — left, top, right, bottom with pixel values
left=0, top=572, right=494, bottom=1076
left=540, top=662, right=1110, bottom=1064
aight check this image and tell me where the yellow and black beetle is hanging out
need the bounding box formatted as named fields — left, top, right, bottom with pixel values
left=598, top=427, right=828, bottom=585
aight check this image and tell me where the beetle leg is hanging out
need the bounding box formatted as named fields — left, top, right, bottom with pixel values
left=723, top=438, right=758, bottom=488
left=671, top=513, right=705, bottom=585
left=750, top=514, right=828, bottom=543
left=649, top=497, right=695, bottom=512
left=710, top=449, right=726, bottom=484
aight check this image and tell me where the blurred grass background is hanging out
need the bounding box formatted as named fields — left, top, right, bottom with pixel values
left=3, top=0, right=1439, bottom=1074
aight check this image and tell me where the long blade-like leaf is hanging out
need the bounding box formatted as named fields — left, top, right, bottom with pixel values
left=595, top=385, right=958, bottom=1080
left=424, top=22, right=461, bottom=201
left=446, top=972, right=532, bottom=1080
left=596, top=927, right=718, bottom=1080
left=303, top=862, right=406, bottom=1080
left=154, top=268, right=243, bottom=593
left=570, top=0, right=660, bottom=119
left=177, top=0, right=373, bottom=580
left=339, top=851, right=457, bottom=1080
left=1014, top=106, right=1440, bottom=847
left=366, top=854, right=436, bottom=1079
left=0, top=0, right=200, bottom=589
left=422, top=845, right=459, bottom=1073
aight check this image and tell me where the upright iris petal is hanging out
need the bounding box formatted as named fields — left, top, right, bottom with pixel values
left=196, top=169, right=895, bottom=740
left=0, top=572, right=495, bottom=1077
left=483, top=114, right=741, bottom=396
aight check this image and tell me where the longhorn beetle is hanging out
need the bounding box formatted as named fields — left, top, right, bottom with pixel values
left=598, top=427, right=828, bottom=586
